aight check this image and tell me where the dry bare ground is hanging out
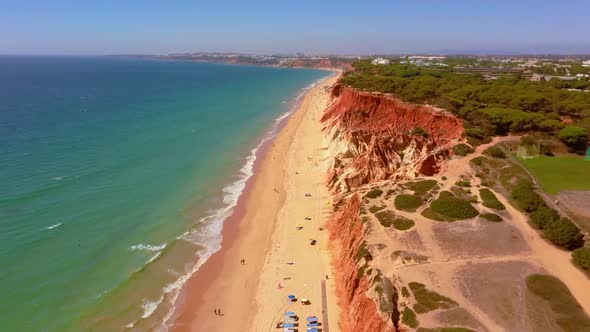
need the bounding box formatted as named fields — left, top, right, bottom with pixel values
left=358, top=137, right=590, bottom=331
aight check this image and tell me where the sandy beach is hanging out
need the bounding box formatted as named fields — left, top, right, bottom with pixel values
left=170, top=74, right=340, bottom=331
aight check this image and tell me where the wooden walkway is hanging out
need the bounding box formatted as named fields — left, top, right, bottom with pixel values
left=320, top=279, right=330, bottom=332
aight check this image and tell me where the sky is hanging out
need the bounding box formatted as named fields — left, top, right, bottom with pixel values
left=1, top=0, right=589, bottom=55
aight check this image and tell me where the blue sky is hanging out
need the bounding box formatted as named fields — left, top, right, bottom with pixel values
left=1, top=0, right=589, bottom=55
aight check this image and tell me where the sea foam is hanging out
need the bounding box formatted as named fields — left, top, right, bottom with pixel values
left=134, top=74, right=332, bottom=329
left=44, top=223, right=63, bottom=230
left=129, top=243, right=167, bottom=252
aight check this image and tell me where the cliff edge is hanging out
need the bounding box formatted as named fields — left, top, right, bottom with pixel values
left=321, top=84, right=463, bottom=192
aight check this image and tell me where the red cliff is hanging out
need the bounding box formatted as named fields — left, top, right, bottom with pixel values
left=322, top=84, right=463, bottom=192
left=328, top=194, right=396, bottom=332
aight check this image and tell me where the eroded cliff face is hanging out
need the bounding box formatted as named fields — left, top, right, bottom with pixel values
left=328, top=194, right=395, bottom=332
left=322, top=85, right=463, bottom=192
left=324, top=85, right=464, bottom=332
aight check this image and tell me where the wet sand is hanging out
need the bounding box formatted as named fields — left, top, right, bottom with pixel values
left=169, top=75, right=339, bottom=331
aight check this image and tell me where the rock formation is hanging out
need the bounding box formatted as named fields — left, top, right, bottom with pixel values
left=324, top=85, right=464, bottom=331
left=322, top=84, right=463, bottom=192
left=327, top=194, right=395, bottom=332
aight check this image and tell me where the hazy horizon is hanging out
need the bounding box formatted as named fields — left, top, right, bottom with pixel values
left=2, top=0, right=589, bottom=55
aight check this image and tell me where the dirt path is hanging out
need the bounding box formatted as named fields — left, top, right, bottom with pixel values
left=490, top=188, right=590, bottom=315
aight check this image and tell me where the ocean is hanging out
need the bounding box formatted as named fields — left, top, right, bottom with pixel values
left=0, top=56, right=328, bottom=331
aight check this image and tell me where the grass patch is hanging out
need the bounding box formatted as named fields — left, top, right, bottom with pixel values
left=368, top=205, right=386, bottom=213
left=394, top=194, right=424, bottom=211
left=405, top=180, right=438, bottom=196
left=526, top=274, right=590, bottom=331
left=429, top=197, right=479, bottom=221
left=479, top=188, right=506, bottom=210
left=409, top=282, right=457, bottom=314
left=519, top=156, right=590, bottom=194
left=365, top=188, right=384, bottom=199
left=401, top=307, right=419, bottom=328
left=480, top=213, right=502, bottom=222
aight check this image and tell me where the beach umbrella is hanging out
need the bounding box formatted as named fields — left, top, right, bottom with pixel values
left=306, top=317, right=317, bottom=322
left=285, top=311, right=295, bottom=317
left=287, top=295, right=296, bottom=301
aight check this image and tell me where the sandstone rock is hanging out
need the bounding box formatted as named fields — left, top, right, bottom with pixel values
left=322, top=85, right=464, bottom=192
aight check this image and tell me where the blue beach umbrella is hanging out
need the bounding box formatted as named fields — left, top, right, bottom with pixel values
left=285, top=311, right=296, bottom=316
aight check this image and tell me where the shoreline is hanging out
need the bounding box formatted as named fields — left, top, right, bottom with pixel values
left=167, top=74, right=339, bottom=331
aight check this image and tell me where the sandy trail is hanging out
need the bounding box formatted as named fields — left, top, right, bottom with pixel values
left=169, top=75, right=339, bottom=332
left=448, top=137, right=590, bottom=315
left=368, top=135, right=590, bottom=331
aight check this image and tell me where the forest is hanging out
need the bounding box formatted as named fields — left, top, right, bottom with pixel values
left=340, top=60, right=590, bottom=151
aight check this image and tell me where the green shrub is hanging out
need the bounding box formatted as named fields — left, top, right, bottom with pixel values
left=441, top=176, right=447, bottom=181
left=405, top=180, right=438, bottom=195
left=520, top=135, right=537, bottom=146
left=438, top=191, right=455, bottom=199
left=470, top=156, right=487, bottom=166
left=369, top=205, right=386, bottom=213
left=394, top=194, right=424, bottom=211
left=539, top=119, right=565, bottom=132
left=355, top=241, right=372, bottom=263
left=455, top=180, right=471, bottom=187
left=452, top=143, right=475, bottom=156
left=365, top=189, right=384, bottom=199
left=401, top=307, right=418, bottom=328
left=572, top=247, right=590, bottom=272
left=510, top=180, right=545, bottom=212
left=392, top=217, right=415, bottom=231
left=526, top=274, right=590, bottom=331
left=374, top=210, right=396, bottom=227
left=409, top=282, right=457, bottom=314
left=484, top=146, right=506, bottom=158
left=529, top=206, right=560, bottom=229
left=543, top=218, right=584, bottom=250
left=411, top=126, right=429, bottom=138
left=430, top=197, right=479, bottom=220
left=558, top=125, right=588, bottom=152
left=402, top=286, right=410, bottom=298
left=480, top=213, right=502, bottom=222
left=479, top=188, right=506, bottom=210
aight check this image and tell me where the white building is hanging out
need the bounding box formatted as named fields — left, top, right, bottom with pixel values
left=371, top=58, right=390, bottom=65
left=582, top=60, right=590, bottom=67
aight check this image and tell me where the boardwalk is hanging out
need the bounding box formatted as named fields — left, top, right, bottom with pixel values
left=321, top=279, right=330, bottom=332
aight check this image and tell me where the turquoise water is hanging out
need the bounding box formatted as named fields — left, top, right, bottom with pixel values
left=0, top=56, right=328, bottom=331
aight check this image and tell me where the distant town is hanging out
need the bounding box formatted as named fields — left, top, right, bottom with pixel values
left=147, top=52, right=590, bottom=87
